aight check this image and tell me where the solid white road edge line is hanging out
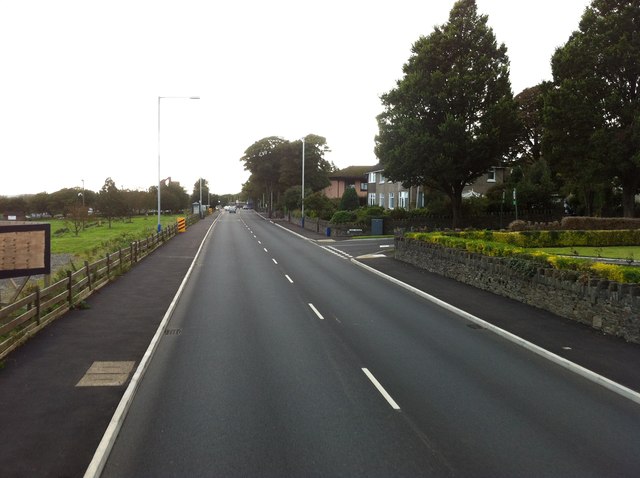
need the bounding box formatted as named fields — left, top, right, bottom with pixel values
left=362, top=368, right=401, bottom=410
left=308, top=303, right=325, bottom=320
left=83, top=215, right=221, bottom=478
left=352, top=258, right=640, bottom=406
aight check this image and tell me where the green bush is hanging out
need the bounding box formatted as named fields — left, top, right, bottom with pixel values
left=405, top=231, right=640, bottom=284
left=387, top=208, right=409, bottom=220
left=330, top=210, right=357, bottom=223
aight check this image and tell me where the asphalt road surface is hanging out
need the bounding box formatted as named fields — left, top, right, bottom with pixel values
left=101, top=210, right=640, bottom=477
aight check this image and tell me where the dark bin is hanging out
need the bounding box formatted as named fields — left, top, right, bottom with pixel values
left=326, top=227, right=331, bottom=237
left=371, top=218, right=383, bottom=235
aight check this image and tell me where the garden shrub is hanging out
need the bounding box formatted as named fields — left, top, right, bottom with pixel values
left=561, top=216, right=640, bottom=230
left=330, top=210, right=357, bottom=223
left=404, top=231, right=640, bottom=284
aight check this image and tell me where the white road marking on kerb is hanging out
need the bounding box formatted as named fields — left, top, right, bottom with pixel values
left=272, top=258, right=278, bottom=264
left=362, top=368, right=401, bottom=410
left=285, top=274, right=294, bottom=283
left=308, top=303, right=325, bottom=320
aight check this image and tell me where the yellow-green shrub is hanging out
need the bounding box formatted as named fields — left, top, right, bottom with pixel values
left=404, top=231, right=640, bottom=284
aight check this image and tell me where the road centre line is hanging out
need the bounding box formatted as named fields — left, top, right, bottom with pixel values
left=285, top=274, right=294, bottom=283
left=272, top=258, right=278, bottom=264
left=264, top=248, right=268, bottom=253
left=258, top=240, right=262, bottom=245
left=308, top=303, right=325, bottom=320
left=362, top=368, right=401, bottom=410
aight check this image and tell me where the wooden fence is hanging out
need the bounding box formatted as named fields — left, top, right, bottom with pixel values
left=0, top=214, right=200, bottom=359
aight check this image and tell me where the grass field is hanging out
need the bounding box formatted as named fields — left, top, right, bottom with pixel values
left=48, top=215, right=183, bottom=258
left=531, top=246, right=640, bottom=261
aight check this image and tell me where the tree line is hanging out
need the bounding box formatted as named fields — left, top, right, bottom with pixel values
left=375, top=0, right=639, bottom=226
left=0, top=177, right=234, bottom=225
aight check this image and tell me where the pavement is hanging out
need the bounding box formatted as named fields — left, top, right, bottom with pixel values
left=2, top=211, right=640, bottom=478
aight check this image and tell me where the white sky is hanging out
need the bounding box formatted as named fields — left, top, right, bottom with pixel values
left=0, top=0, right=591, bottom=198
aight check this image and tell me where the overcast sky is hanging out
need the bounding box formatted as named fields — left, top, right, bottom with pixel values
left=0, top=0, right=591, bottom=198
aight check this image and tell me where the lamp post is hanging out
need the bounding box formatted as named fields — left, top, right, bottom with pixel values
left=157, top=96, right=200, bottom=232
left=301, top=135, right=306, bottom=228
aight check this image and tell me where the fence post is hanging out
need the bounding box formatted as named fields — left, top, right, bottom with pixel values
left=67, top=271, right=73, bottom=308
left=130, top=243, right=135, bottom=265
left=36, top=286, right=41, bottom=326
left=119, top=248, right=123, bottom=271
left=85, top=260, right=92, bottom=291
left=106, top=253, right=111, bottom=279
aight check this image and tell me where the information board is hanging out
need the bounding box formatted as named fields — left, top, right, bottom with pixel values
left=0, top=223, right=51, bottom=279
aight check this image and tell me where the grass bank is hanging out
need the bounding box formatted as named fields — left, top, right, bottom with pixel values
left=49, top=215, right=182, bottom=261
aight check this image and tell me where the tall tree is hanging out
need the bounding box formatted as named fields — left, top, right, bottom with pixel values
left=240, top=135, right=333, bottom=216
left=97, top=178, right=125, bottom=228
left=514, top=84, right=546, bottom=166
left=279, top=135, right=333, bottom=193
left=544, top=0, right=640, bottom=217
left=190, top=178, right=210, bottom=205
left=375, top=0, right=519, bottom=227
left=240, top=136, right=287, bottom=216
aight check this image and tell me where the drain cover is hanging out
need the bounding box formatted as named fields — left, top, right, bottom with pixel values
left=76, top=361, right=135, bottom=387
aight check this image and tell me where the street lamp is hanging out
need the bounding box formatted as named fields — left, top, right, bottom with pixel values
left=157, top=96, right=200, bottom=232
left=301, top=135, right=306, bottom=228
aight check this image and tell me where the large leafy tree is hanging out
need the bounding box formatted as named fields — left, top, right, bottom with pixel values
left=190, top=178, right=210, bottom=205
left=544, top=0, right=640, bottom=217
left=240, top=134, right=333, bottom=216
left=241, top=136, right=288, bottom=215
left=514, top=84, right=546, bottom=166
left=375, top=0, right=519, bottom=227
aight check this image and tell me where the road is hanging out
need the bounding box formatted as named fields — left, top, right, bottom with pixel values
left=101, top=210, right=640, bottom=477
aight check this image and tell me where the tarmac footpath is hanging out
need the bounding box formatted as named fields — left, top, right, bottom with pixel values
left=0, top=213, right=217, bottom=478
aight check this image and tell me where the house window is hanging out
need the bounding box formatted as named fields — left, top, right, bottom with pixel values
left=368, top=193, right=376, bottom=206
left=368, top=172, right=377, bottom=183
left=379, top=174, right=385, bottom=184
left=378, top=193, right=385, bottom=207
left=417, top=191, right=425, bottom=208
left=388, top=192, right=395, bottom=209
left=399, top=191, right=409, bottom=208
left=360, top=182, right=368, bottom=191
left=487, top=168, right=496, bottom=182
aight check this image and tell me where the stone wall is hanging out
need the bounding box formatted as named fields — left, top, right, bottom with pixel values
left=395, top=237, right=640, bottom=344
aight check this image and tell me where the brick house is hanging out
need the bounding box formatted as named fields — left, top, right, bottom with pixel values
left=323, top=166, right=374, bottom=203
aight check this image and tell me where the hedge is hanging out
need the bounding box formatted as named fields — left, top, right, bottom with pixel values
left=427, top=229, right=640, bottom=248
left=405, top=231, right=640, bottom=284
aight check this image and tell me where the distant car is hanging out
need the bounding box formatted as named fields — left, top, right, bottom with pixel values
left=228, top=206, right=237, bottom=213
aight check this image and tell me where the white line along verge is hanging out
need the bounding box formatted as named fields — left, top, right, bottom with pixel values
left=308, top=303, right=325, bottom=320
left=83, top=215, right=221, bottom=478
left=362, top=368, right=401, bottom=410
left=352, top=258, right=640, bottom=406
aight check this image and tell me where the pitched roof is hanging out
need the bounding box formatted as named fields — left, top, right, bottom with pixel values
left=329, top=165, right=376, bottom=179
